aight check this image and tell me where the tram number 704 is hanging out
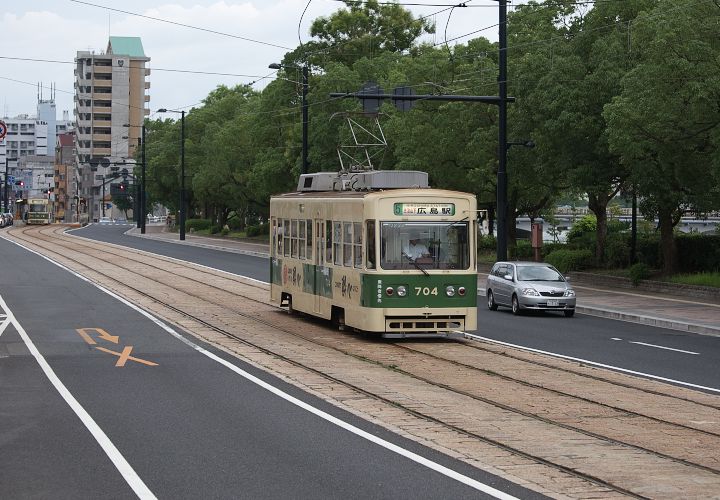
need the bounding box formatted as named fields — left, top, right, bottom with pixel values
left=415, top=287, right=438, bottom=296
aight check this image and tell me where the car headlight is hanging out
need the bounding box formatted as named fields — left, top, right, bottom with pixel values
left=521, top=288, right=540, bottom=296
left=445, top=286, right=456, bottom=297
left=397, top=285, right=407, bottom=297
left=564, top=289, right=575, bottom=297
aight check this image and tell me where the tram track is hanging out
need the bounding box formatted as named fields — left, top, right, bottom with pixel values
left=5, top=224, right=720, bottom=499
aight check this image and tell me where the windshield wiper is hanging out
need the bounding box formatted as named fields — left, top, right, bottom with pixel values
left=403, top=253, right=429, bottom=276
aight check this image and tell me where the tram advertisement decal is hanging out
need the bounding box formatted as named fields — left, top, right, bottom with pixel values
left=393, top=203, right=455, bottom=216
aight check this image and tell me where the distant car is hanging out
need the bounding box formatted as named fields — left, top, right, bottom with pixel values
left=5, top=213, right=13, bottom=226
left=0, top=213, right=6, bottom=227
left=486, top=261, right=576, bottom=317
left=115, top=217, right=128, bottom=224
left=147, top=215, right=161, bottom=223
left=98, top=216, right=113, bottom=224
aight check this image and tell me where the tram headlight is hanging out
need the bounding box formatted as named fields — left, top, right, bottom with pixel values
left=385, top=286, right=394, bottom=296
left=397, top=285, right=407, bottom=297
left=445, top=286, right=456, bottom=297
left=458, top=286, right=466, bottom=296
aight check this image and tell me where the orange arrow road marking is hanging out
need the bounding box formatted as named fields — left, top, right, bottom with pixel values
left=76, top=328, right=120, bottom=345
left=95, top=346, right=158, bottom=367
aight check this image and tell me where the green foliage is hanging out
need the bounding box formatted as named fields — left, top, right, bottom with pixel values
left=669, top=272, right=720, bottom=288
left=477, top=235, right=497, bottom=251
left=567, top=215, right=597, bottom=242
left=675, top=234, right=720, bottom=273
left=185, top=219, right=212, bottom=232
left=628, top=263, right=651, bottom=286
left=246, top=223, right=270, bottom=237
left=603, top=234, right=631, bottom=268
left=544, top=249, right=595, bottom=273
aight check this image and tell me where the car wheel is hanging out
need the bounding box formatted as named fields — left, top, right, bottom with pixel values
left=487, top=290, right=498, bottom=311
left=511, top=295, right=521, bottom=315
left=564, top=309, right=575, bottom=318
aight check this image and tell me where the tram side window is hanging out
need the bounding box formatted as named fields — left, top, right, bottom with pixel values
left=366, top=220, right=376, bottom=269
left=283, top=219, right=290, bottom=257
left=326, top=221, right=332, bottom=262
left=306, top=219, right=312, bottom=260
left=353, top=222, right=362, bottom=268
left=291, top=219, right=299, bottom=258
left=271, top=218, right=278, bottom=257
left=298, top=219, right=306, bottom=259
left=333, top=222, right=342, bottom=265
left=343, top=222, right=352, bottom=267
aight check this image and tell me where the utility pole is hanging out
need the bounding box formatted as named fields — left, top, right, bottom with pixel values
left=141, top=124, right=146, bottom=234
left=496, top=0, right=509, bottom=261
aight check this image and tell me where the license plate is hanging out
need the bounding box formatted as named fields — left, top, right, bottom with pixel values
left=547, top=299, right=559, bottom=307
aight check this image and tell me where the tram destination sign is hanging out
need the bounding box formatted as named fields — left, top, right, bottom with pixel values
left=394, top=203, right=455, bottom=216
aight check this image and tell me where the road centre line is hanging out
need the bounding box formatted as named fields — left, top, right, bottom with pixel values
left=0, top=294, right=156, bottom=500
left=463, top=333, right=720, bottom=394
left=5, top=235, right=518, bottom=499
left=629, top=341, right=699, bottom=355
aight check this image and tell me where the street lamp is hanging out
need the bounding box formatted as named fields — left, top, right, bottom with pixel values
left=269, top=62, right=309, bottom=174
left=157, top=108, right=186, bottom=240
left=4, top=156, right=17, bottom=213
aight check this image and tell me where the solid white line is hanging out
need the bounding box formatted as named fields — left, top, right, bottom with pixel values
left=3, top=234, right=516, bottom=499
left=629, top=341, right=699, bottom=355
left=0, top=295, right=157, bottom=500
left=464, top=333, right=720, bottom=394
left=0, top=318, right=10, bottom=338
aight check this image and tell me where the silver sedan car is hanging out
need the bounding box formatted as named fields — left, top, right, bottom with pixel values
left=486, top=261, right=576, bottom=317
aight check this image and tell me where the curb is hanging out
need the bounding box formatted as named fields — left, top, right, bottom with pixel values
left=128, top=230, right=269, bottom=258
left=575, top=306, right=720, bottom=337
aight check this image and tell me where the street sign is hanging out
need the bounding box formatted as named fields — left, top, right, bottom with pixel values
left=0, top=120, right=7, bottom=140
left=7, top=175, right=14, bottom=184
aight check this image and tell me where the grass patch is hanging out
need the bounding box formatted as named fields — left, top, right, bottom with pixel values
left=668, top=272, right=720, bottom=288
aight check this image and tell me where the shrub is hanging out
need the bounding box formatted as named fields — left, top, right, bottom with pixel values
left=628, top=262, right=650, bottom=286
left=676, top=234, right=720, bottom=272
left=603, top=234, right=631, bottom=268
left=185, top=218, right=212, bottom=232
left=478, top=234, right=496, bottom=251
left=511, top=240, right=533, bottom=260
left=209, top=225, right=221, bottom=234
left=220, top=227, right=229, bottom=236
left=566, top=214, right=597, bottom=243
left=246, top=223, right=269, bottom=237
left=545, top=248, right=594, bottom=273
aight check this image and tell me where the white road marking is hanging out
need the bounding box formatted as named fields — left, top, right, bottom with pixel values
left=629, top=341, right=699, bottom=355
left=463, top=333, right=720, bottom=394
left=0, top=295, right=157, bottom=500
left=4, top=235, right=518, bottom=499
left=611, top=337, right=622, bottom=341
left=0, top=317, right=10, bottom=338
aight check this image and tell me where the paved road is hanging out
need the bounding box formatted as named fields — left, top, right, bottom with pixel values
left=1, top=227, right=539, bottom=499
left=72, top=224, right=720, bottom=394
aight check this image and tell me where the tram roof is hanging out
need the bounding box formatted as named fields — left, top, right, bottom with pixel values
left=272, top=188, right=473, bottom=200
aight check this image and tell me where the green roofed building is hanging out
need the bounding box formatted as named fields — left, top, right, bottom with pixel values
left=74, top=36, right=150, bottom=222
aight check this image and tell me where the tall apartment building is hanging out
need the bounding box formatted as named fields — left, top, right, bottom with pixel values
left=74, top=36, right=150, bottom=220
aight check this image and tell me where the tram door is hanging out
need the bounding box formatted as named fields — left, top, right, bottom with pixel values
left=313, top=220, right=324, bottom=313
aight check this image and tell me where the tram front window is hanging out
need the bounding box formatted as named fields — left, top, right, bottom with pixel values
left=380, top=222, right=470, bottom=270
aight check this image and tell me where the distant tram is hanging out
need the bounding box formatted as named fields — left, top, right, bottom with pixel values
left=26, top=198, right=50, bottom=225
left=270, top=171, right=477, bottom=338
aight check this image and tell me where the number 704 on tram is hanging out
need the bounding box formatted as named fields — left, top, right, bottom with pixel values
left=270, top=182, right=478, bottom=338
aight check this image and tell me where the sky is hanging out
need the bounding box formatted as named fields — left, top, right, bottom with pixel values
left=0, top=1, right=523, bottom=120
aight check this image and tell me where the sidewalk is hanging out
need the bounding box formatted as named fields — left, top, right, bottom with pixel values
left=128, top=226, right=720, bottom=337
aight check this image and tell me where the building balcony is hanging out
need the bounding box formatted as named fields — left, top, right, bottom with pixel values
left=93, top=80, right=112, bottom=88
left=93, top=66, right=112, bottom=74
left=92, top=120, right=112, bottom=127
left=91, top=147, right=111, bottom=155
left=144, top=95, right=151, bottom=102
left=145, top=81, right=151, bottom=89
left=92, top=133, right=111, bottom=142
left=92, top=93, right=113, bottom=101
left=92, top=106, right=113, bottom=113
left=145, top=68, right=151, bottom=76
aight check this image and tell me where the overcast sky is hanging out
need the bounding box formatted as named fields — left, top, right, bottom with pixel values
left=1, top=1, right=521, bottom=119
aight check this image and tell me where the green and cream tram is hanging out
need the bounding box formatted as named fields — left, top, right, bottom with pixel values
left=270, top=171, right=477, bottom=338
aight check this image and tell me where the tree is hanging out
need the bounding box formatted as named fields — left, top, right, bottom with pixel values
left=604, top=0, right=720, bottom=273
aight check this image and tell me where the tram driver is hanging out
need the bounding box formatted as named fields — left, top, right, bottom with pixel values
left=403, top=234, right=432, bottom=263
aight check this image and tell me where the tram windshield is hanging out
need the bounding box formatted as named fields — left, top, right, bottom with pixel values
left=380, top=222, right=470, bottom=270
left=29, top=202, right=48, bottom=212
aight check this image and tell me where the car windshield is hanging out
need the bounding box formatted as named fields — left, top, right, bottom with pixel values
left=380, top=221, right=470, bottom=270
left=517, top=265, right=564, bottom=282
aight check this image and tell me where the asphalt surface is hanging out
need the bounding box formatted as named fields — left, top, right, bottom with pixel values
left=1, top=226, right=542, bottom=499
left=81, top=223, right=720, bottom=394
